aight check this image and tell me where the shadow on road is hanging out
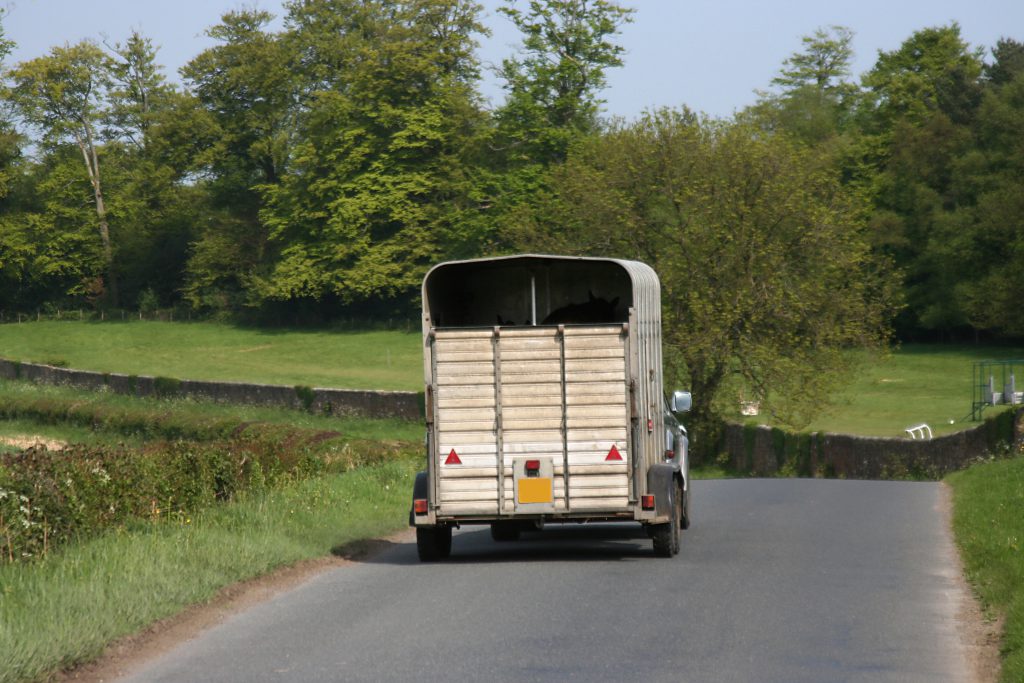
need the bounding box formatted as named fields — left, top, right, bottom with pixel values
left=339, top=524, right=659, bottom=565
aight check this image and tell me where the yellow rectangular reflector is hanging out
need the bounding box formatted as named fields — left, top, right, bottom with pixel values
left=518, top=477, right=553, bottom=504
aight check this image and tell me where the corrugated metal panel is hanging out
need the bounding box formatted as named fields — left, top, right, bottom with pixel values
left=561, top=326, right=631, bottom=511
left=432, top=328, right=500, bottom=516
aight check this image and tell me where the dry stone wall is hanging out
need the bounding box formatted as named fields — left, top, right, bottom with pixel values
left=722, top=407, right=1023, bottom=480
left=0, top=358, right=422, bottom=421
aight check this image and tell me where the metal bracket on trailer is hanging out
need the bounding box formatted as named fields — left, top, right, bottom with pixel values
left=558, top=324, right=570, bottom=511
left=492, top=326, right=506, bottom=515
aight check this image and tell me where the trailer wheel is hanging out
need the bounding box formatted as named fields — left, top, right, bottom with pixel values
left=651, top=482, right=681, bottom=557
left=416, top=525, right=452, bottom=561
left=490, top=521, right=521, bottom=542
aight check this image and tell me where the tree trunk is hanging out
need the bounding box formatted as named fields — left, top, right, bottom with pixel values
left=685, top=367, right=727, bottom=467
left=76, top=122, right=118, bottom=307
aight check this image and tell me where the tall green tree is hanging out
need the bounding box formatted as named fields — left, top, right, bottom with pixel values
left=747, top=25, right=860, bottom=144
left=494, top=0, right=633, bottom=165
left=8, top=41, right=121, bottom=305
left=489, top=0, right=633, bottom=252
left=181, top=9, right=298, bottom=309
left=253, top=0, right=488, bottom=310
left=863, top=23, right=984, bottom=128
left=0, top=9, right=18, bottom=201
left=984, top=38, right=1024, bottom=87
left=0, top=149, right=107, bottom=311
left=102, top=32, right=197, bottom=308
left=859, top=24, right=985, bottom=336
left=773, top=25, right=856, bottom=93
left=510, top=110, right=898, bottom=456
left=946, top=51, right=1024, bottom=336
left=104, top=32, right=173, bottom=149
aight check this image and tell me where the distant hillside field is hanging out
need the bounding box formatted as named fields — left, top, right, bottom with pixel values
left=754, top=344, right=1024, bottom=437
left=0, top=321, right=422, bottom=391
left=1, top=322, right=1021, bottom=436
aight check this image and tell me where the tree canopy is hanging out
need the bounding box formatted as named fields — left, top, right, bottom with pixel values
left=1, top=7, right=1022, bottom=439
left=506, top=109, right=898, bottom=442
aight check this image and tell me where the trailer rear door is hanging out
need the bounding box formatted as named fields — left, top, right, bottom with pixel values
left=430, top=324, right=632, bottom=518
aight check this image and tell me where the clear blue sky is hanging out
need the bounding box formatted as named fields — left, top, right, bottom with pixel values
left=4, top=0, right=1023, bottom=119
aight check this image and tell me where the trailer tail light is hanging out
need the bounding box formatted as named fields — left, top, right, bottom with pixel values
left=606, top=445, right=623, bottom=461
left=444, top=449, right=462, bottom=465
left=525, top=459, right=541, bottom=474
left=641, top=494, right=656, bottom=511
left=665, top=450, right=675, bottom=461
left=414, top=499, right=428, bottom=515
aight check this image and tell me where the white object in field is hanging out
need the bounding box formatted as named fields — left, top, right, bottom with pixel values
left=740, top=401, right=760, bottom=416
left=988, top=375, right=1000, bottom=404
left=905, top=424, right=933, bottom=440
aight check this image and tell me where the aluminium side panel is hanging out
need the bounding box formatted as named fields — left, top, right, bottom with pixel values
left=612, top=259, right=665, bottom=485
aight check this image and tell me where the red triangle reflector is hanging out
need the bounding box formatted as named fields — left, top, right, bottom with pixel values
left=606, top=445, right=623, bottom=461
left=444, top=449, right=462, bottom=465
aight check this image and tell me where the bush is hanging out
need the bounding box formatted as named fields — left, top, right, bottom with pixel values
left=295, top=385, right=316, bottom=411
left=984, top=408, right=1017, bottom=451
left=153, top=376, right=182, bottom=398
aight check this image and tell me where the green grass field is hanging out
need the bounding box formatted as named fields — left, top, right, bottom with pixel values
left=0, top=320, right=422, bottom=391
left=741, top=344, right=1024, bottom=437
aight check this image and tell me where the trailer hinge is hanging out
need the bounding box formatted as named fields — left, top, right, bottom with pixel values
left=424, top=385, right=434, bottom=425
left=629, top=378, right=638, bottom=421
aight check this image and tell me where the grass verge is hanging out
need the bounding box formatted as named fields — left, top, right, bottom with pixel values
left=0, top=457, right=417, bottom=683
left=947, top=448, right=1024, bottom=682
left=0, top=379, right=423, bottom=443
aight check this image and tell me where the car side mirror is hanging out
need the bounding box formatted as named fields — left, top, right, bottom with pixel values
left=670, top=390, right=692, bottom=413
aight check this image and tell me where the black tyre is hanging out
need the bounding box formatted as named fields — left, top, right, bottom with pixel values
left=490, top=521, right=521, bottom=542
left=651, top=482, right=681, bottom=557
left=416, top=525, right=452, bottom=561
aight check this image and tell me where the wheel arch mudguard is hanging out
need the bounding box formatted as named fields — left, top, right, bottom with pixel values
left=646, top=463, right=677, bottom=520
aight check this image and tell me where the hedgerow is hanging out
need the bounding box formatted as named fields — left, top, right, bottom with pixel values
left=0, top=432, right=414, bottom=563
left=0, top=391, right=240, bottom=441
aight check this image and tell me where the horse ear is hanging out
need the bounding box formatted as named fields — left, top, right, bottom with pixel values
left=588, top=290, right=596, bottom=301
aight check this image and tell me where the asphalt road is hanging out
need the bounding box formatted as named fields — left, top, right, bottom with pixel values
left=119, top=479, right=970, bottom=683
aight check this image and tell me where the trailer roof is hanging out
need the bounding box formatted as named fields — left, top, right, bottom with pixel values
left=423, top=254, right=659, bottom=289
left=422, top=254, right=661, bottom=330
